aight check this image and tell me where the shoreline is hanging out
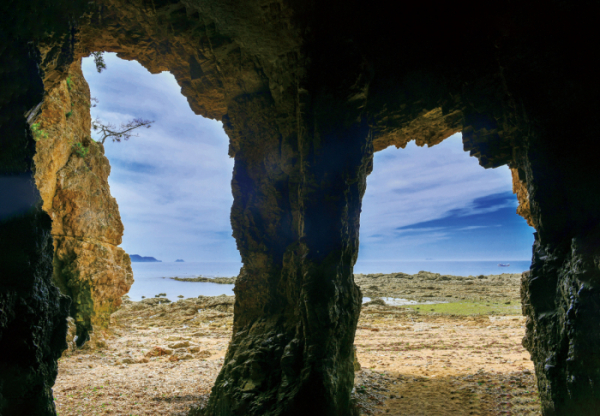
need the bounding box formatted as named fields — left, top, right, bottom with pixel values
left=167, top=270, right=524, bottom=311
left=54, top=271, right=540, bottom=415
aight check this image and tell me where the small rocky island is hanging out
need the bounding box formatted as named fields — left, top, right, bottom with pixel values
left=175, top=259, right=185, bottom=262
left=130, top=254, right=162, bottom=263
left=171, top=276, right=236, bottom=284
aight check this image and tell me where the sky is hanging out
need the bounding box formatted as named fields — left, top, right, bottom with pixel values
left=82, top=53, right=535, bottom=263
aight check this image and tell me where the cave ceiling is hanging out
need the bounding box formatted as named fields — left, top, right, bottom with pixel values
left=38, top=0, right=527, bottom=163
left=4, top=0, right=600, bottom=414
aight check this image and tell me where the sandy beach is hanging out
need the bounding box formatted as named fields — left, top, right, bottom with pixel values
left=53, top=272, right=541, bottom=416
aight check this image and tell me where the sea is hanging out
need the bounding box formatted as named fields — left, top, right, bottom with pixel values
left=127, top=260, right=531, bottom=302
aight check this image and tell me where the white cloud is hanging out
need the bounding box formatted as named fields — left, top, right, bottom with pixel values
left=455, top=225, right=499, bottom=231
left=82, top=54, right=531, bottom=264
left=358, top=134, right=524, bottom=260
left=83, top=54, right=238, bottom=262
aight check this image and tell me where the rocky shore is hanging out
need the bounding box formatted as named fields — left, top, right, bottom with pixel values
left=172, top=270, right=522, bottom=304
left=171, top=276, right=237, bottom=284
left=355, top=271, right=522, bottom=304
left=54, top=272, right=541, bottom=415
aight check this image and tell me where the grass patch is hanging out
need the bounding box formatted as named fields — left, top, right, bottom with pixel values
left=403, top=300, right=522, bottom=315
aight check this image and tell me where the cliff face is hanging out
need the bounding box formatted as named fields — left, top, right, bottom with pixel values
left=510, top=167, right=533, bottom=228
left=32, top=60, right=132, bottom=340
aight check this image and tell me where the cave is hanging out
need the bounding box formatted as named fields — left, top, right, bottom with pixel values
left=2, top=0, right=600, bottom=415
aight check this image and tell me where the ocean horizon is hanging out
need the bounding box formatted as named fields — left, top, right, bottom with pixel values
left=127, top=259, right=531, bottom=301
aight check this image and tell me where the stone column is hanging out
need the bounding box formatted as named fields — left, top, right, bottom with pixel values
left=519, top=137, right=600, bottom=415
left=201, top=75, right=372, bottom=414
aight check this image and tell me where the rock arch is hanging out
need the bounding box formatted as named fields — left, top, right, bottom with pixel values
left=2, top=1, right=600, bottom=415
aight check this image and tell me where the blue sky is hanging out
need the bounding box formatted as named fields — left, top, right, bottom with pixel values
left=359, top=139, right=535, bottom=261
left=83, top=53, right=534, bottom=263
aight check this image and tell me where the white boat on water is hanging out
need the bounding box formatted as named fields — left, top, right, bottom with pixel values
left=498, top=263, right=510, bottom=267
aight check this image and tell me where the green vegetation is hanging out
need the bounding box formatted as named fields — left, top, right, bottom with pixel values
left=31, top=122, right=48, bottom=141
left=66, top=101, right=75, bottom=118
left=91, top=52, right=107, bottom=73
left=403, top=300, right=522, bottom=315
left=72, top=142, right=89, bottom=158
left=66, top=76, right=73, bottom=91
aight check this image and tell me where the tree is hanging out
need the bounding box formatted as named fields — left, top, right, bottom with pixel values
left=92, top=117, right=154, bottom=144
left=87, top=69, right=155, bottom=145
left=91, top=52, right=107, bottom=73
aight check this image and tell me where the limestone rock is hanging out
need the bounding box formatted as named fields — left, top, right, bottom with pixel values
left=62, top=317, right=77, bottom=356
left=372, top=107, right=462, bottom=152
left=197, top=350, right=212, bottom=359
left=0, top=205, right=70, bottom=416
left=176, top=352, right=194, bottom=361
left=32, top=60, right=133, bottom=338
left=511, top=167, right=534, bottom=227
left=168, top=340, right=191, bottom=349
left=145, top=346, right=173, bottom=357
left=353, top=346, right=361, bottom=372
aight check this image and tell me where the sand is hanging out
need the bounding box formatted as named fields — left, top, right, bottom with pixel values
left=53, top=272, right=541, bottom=416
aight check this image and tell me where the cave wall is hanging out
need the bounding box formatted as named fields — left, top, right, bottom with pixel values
left=483, top=4, right=600, bottom=413
left=0, top=0, right=89, bottom=412
left=0, top=206, right=70, bottom=415
left=32, top=60, right=133, bottom=342
left=2, top=0, right=600, bottom=415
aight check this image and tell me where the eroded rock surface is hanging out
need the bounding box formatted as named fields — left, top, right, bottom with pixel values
left=33, top=60, right=132, bottom=340
left=521, top=235, right=600, bottom=415
left=0, top=207, right=70, bottom=416
left=356, top=271, right=523, bottom=304
left=511, top=167, right=533, bottom=228
left=2, top=0, right=600, bottom=414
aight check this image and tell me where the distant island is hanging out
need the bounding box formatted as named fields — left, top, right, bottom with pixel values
left=175, top=259, right=185, bottom=262
left=130, top=254, right=162, bottom=262
left=171, top=276, right=236, bottom=284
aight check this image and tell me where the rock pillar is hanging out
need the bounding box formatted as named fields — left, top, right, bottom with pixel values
left=519, top=136, right=600, bottom=415
left=0, top=40, right=69, bottom=416
left=202, top=69, right=373, bottom=414
left=512, top=30, right=600, bottom=412
left=32, top=60, right=133, bottom=343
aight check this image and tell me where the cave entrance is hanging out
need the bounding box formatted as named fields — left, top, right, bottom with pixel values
left=352, top=134, right=540, bottom=413
left=82, top=52, right=240, bottom=301
left=44, top=53, right=241, bottom=414
left=358, top=133, right=534, bottom=275
left=4, top=0, right=599, bottom=413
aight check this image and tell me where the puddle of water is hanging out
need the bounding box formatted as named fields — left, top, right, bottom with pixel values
left=382, top=297, right=448, bottom=306
left=361, top=297, right=448, bottom=306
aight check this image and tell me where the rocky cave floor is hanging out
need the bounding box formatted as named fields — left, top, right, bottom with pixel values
left=54, top=272, right=541, bottom=416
